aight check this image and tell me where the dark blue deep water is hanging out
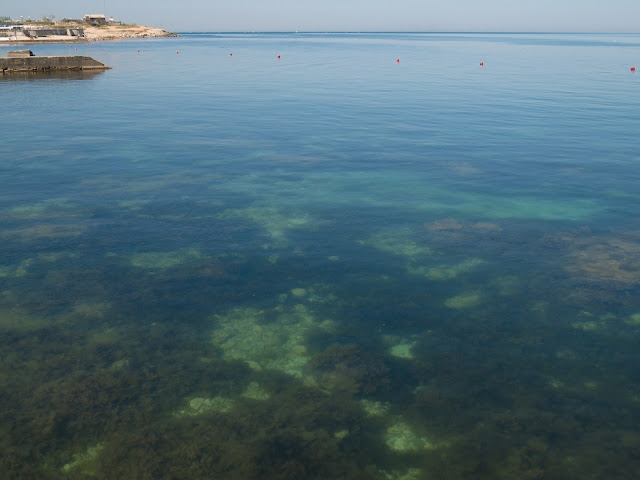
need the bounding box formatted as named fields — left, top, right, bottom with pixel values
left=1, top=32, right=640, bottom=479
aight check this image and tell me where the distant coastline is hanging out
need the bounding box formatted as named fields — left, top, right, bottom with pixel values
left=1, top=24, right=178, bottom=45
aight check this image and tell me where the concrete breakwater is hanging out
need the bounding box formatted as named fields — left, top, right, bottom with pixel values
left=1, top=50, right=110, bottom=73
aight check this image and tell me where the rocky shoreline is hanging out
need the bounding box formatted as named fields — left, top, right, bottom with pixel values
left=1, top=25, right=178, bottom=44
left=84, top=25, right=179, bottom=41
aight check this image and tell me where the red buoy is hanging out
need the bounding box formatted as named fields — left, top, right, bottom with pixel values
left=480, top=61, right=484, bottom=66
left=137, top=49, right=140, bottom=53
left=632, top=66, right=636, bottom=72
left=229, top=52, right=232, bottom=56
left=277, top=55, right=281, bottom=59
left=396, top=58, right=400, bottom=63
left=176, top=51, right=179, bottom=54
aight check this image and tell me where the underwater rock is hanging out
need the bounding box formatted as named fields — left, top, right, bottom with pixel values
left=424, top=218, right=466, bottom=231
left=241, top=381, right=270, bottom=400
left=0, top=251, right=80, bottom=279
left=211, top=301, right=328, bottom=380
left=333, top=429, right=349, bottom=440
left=389, top=342, right=415, bottom=359
left=567, top=239, right=640, bottom=286
left=4, top=199, right=88, bottom=220
left=61, top=443, right=104, bottom=474
left=424, top=218, right=502, bottom=233
left=555, top=349, right=578, bottom=360
left=1, top=223, right=87, bottom=241
left=367, top=226, right=487, bottom=282
left=218, top=205, right=313, bottom=243
left=360, top=399, right=391, bottom=417
left=379, top=467, right=424, bottom=480
left=626, top=313, right=640, bottom=326
left=365, top=228, right=433, bottom=258
left=130, top=248, right=204, bottom=269
left=546, top=377, right=565, bottom=389
left=409, top=257, right=485, bottom=281
left=109, top=359, right=129, bottom=370
left=287, top=284, right=338, bottom=305
left=571, top=320, right=601, bottom=331
left=245, top=360, right=262, bottom=371
left=383, top=336, right=418, bottom=360
left=385, top=421, right=435, bottom=452
left=543, top=231, right=640, bottom=288
left=186, top=396, right=234, bottom=414
left=444, top=292, right=482, bottom=309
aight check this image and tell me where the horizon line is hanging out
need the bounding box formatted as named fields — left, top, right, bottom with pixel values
left=174, top=30, right=640, bottom=35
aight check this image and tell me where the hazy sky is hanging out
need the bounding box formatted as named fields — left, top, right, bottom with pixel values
left=6, top=0, right=640, bottom=32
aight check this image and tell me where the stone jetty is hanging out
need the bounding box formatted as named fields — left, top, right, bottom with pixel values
left=1, top=50, right=110, bottom=73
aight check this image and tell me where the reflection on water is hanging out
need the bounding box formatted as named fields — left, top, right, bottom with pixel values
left=0, top=69, right=107, bottom=81
left=1, top=32, right=640, bottom=479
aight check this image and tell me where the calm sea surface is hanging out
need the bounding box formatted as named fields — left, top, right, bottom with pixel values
left=1, top=32, right=640, bottom=479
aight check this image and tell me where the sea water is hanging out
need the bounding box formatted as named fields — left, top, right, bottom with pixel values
left=1, top=32, right=640, bottom=479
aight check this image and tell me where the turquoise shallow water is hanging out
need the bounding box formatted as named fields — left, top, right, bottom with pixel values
left=1, top=33, right=640, bottom=479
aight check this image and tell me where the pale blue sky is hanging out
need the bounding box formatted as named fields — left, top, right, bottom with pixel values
left=5, top=0, right=640, bottom=32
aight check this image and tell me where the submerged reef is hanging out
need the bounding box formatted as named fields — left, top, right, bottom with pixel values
left=383, top=335, right=417, bottom=360
left=408, top=257, right=485, bottom=281
left=365, top=225, right=487, bottom=284
left=566, top=238, right=640, bottom=287
left=210, top=295, right=392, bottom=395
left=444, top=291, right=483, bottom=309
left=210, top=304, right=317, bottom=379
left=130, top=247, right=205, bottom=269
left=385, top=420, right=436, bottom=452
left=1, top=199, right=90, bottom=242
left=537, top=229, right=640, bottom=289
left=3, top=208, right=640, bottom=479
left=424, top=218, right=502, bottom=235
left=218, top=204, right=314, bottom=244
left=364, top=228, right=433, bottom=258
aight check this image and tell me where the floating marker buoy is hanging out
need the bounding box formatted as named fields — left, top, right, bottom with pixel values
left=277, top=55, right=281, bottom=59
left=480, top=61, right=484, bottom=66
left=632, top=66, right=636, bottom=72
left=396, top=58, right=400, bottom=63
left=176, top=51, right=179, bottom=54
left=137, top=49, right=140, bottom=52
left=229, top=52, right=232, bottom=56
